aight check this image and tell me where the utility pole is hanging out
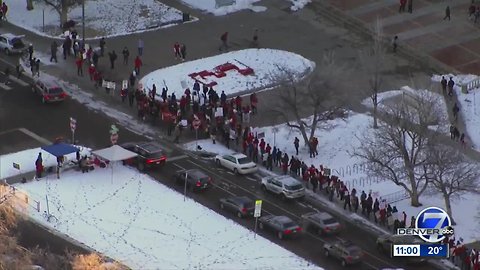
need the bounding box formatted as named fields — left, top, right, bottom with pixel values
left=82, top=0, right=85, bottom=47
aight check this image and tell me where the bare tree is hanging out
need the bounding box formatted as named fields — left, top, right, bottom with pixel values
left=359, top=18, right=387, bottom=129
left=426, top=146, right=480, bottom=225
left=353, top=91, right=444, bottom=206
left=270, top=52, right=348, bottom=146
left=43, top=0, right=83, bottom=27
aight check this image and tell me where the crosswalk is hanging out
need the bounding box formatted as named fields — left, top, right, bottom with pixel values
left=0, top=74, right=30, bottom=91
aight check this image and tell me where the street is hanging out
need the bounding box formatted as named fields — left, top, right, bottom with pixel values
left=0, top=55, right=433, bottom=270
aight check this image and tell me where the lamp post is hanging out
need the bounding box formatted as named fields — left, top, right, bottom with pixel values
left=183, top=171, right=188, bottom=202
left=82, top=0, right=85, bottom=47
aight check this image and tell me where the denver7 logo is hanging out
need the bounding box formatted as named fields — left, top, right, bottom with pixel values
left=416, top=207, right=452, bottom=243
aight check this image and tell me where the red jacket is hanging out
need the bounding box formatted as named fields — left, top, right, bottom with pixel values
left=75, top=58, right=83, bottom=68
left=134, top=57, right=142, bottom=68
left=88, top=65, right=95, bottom=75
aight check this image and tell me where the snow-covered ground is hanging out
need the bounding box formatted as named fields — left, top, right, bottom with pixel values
left=180, top=0, right=266, bottom=15
left=183, top=112, right=480, bottom=244
left=0, top=146, right=89, bottom=179
left=362, top=86, right=450, bottom=134
left=8, top=0, right=184, bottom=38
left=432, top=74, right=480, bottom=150
left=140, top=48, right=315, bottom=100
left=289, top=0, right=312, bottom=11
left=2, top=148, right=322, bottom=270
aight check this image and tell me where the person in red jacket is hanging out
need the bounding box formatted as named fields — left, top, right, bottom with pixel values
left=235, top=95, right=242, bottom=112
left=75, top=57, right=83, bottom=76
left=88, top=64, right=95, bottom=81
left=174, top=42, right=181, bottom=59
left=134, top=56, right=142, bottom=75
left=399, top=0, right=406, bottom=12
left=259, top=138, right=265, bottom=155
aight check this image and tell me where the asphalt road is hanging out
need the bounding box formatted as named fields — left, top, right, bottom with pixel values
left=0, top=55, right=433, bottom=270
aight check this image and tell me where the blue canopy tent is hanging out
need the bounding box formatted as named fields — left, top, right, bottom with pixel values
left=41, top=143, right=79, bottom=178
left=41, top=143, right=79, bottom=157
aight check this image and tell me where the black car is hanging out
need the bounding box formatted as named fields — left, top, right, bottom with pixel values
left=258, top=215, right=302, bottom=240
left=121, top=142, right=167, bottom=171
left=174, top=169, right=212, bottom=191
left=219, top=196, right=255, bottom=218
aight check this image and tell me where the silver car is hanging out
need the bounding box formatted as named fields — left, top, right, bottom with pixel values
left=301, top=212, right=342, bottom=235
left=324, top=240, right=364, bottom=267
left=0, top=33, right=27, bottom=55
left=261, top=175, right=305, bottom=200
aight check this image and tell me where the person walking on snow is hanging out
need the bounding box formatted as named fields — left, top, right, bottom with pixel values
left=138, top=39, right=144, bottom=56
left=447, top=77, right=455, bottom=96
left=294, top=137, right=300, bottom=155
left=122, top=46, right=129, bottom=65
left=134, top=56, right=142, bottom=75
left=35, top=152, right=43, bottom=179
left=441, top=76, right=447, bottom=95
left=444, top=6, right=451, bottom=20
left=219, top=32, right=228, bottom=51
left=174, top=42, right=181, bottom=59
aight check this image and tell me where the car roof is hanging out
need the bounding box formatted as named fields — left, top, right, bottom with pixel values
left=0, top=33, right=23, bottom=39
left=185, top=169, right=208, bottom=178
left=309, top=212, right=335, bottom=222
left=230, top=196, right=253, bottom=204
left=271, top=175, right=302, bottom=185
left=136, top=142, right=163, bottom=152
left=273, top=215, right=293, bottom=223
left=34, top=78, right=62, bottom=89
left=231, top=153, right=247, bottom=158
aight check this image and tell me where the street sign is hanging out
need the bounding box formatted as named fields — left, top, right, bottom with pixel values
left=110, top=133, right=119, bottom=145
left=254, top=200, right=262, bottom=218
left=70, top=117, right=76, bottom=132
left=193, top=118, right=201, bottom=130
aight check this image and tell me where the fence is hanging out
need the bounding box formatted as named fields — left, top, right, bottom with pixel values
left=380, top=190, right=411, bottom=204
left=0, top=181, right=40, bottom=213
left=462, top=76, right=480, bottom=93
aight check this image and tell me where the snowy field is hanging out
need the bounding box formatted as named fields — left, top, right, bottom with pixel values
left=3, top=151, right=323, bottom=270
left=180, top=0, right=266, bottom=15
left=432, top=74, right=480, bottom=150
left=183, top=112, right=480, bottom=244
left=362, top=86, right=450, bottom=134
left=0, top=146, right=89, bottom=179
left=289, top=0, right=312, bottom=11
left=140, top=48, right=315, bottom=99
left=8, top=0, right=184, bottom=38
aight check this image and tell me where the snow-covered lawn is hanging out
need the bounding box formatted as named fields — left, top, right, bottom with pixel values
left=183, top=112, right=480, bottom=244
left=6, top=154, right=322, bottom=270
left=0, top=146, right=89, bottom=179
left=140, top=48, right=315, bottom=99
left=180, top=0, right=266, bottom=15
left=8, top=0, right=184, bottom=38
left=362, top=86, right=450, bottom=134
left=432, top=74, right=480, bottom=150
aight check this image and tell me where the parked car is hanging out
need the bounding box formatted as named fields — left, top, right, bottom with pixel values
left=258, top=215, right=302, bottom=240
left=121, top=142, right=167, bottom=171
left=219, top=196, right=255, bottom=218
left=376, top=234, right=426, bottom=263
left=301, top=211, right=342, bottom=235
left=31, top=78, right=67, bottom=104
left=0, top=33, right=27, bottom=55
left=214, top=153, right=257, bottom=175
left=323, top=240, right=364, bottom=267
left=260, top=175, right=305, bottom=200
left=174, top=169, right=212, bottom=192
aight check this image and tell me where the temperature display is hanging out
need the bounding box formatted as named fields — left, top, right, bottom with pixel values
left=393, top=244, right=449, bottom=257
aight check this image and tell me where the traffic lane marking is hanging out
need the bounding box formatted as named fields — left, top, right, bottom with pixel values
left=0, top=82, right=12, bottom=90
left=166, top=154, right=188, bottom=162
left=184, top=158, right=396, bottom=269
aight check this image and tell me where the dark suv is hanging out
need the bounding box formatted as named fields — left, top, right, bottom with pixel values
left=32, top=78, right=67, bottom=104
left=121, top=142, right=167, bottom=171
left=174, top=169, right=212, bottom=192
left=219, top=196, right=255, bottom=218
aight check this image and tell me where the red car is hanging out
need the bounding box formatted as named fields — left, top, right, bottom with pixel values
left=32, top=79, right=67, bottom=104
